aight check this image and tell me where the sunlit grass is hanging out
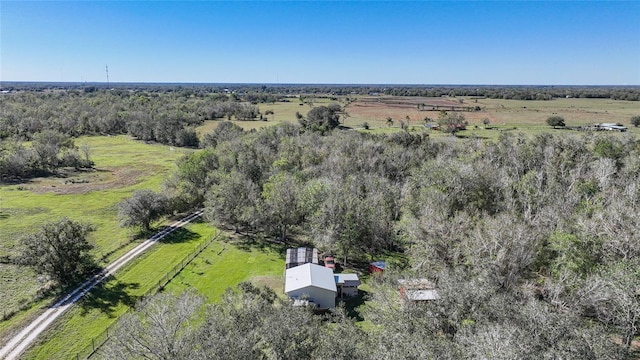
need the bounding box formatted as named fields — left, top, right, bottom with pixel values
left=22, top=222, right=217, bottom=360
left=0, top=135, right=190, bottom=327
left=163, top=236, right=285, bottom=302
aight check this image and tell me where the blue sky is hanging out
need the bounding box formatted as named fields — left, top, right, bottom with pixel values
left=2, top=1, right=639, bottom=85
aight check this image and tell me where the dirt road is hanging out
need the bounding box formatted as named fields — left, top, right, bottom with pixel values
left=0, top=210, right=203, bottom=360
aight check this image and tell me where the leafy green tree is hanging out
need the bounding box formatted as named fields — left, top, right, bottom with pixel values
left=205, top=169, right=259, bottom=233
left=18, top=217, right=98, bottom=286
left=118, top=190, right=169, bottom=231
left=546, top=116, right=565, bottom=128
left=299, top=105, right=341, bottom=132
left=260, top=173, right=304, bottom=245
left=437, top=112, right=467, bottom=135
left=201, top=121, right=244, bottom=148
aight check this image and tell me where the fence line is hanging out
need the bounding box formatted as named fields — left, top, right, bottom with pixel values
left=75, top=231, right=221, bottom=360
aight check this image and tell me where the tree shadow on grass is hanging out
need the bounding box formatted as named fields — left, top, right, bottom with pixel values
left=338, top=289, right=369, bottom=322
left=79, top=277, right=140, bottom=317
left=158, top=227, right=200, bottom=244
left=229, top=232, right=289, bottom=257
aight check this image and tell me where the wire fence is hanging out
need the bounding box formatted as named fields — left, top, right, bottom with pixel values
left=74, top=231, right=221, bottom=360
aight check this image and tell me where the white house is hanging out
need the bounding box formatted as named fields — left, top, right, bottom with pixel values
left=285, top=263, right=337, bottom=309
left=334, top=273, right=361, bottom=298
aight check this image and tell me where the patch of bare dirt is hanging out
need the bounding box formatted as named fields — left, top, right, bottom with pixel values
left=28, top=167, right=144, bottom=195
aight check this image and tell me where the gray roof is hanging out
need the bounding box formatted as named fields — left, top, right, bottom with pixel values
left=334, top=273, right=361, bottom=285
left=285, top=263, right=337, bottom=293
left=405, top=289, right=440, bottom=301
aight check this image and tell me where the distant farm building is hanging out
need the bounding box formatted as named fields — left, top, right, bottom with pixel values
left=285, top=263, right=337, bottom=309
left=285, top=247, right=319, bottom=269
left=334, top=273, right=361, bottom=298
left=398, top=279, right=440, bottom=302
left=369, top=261, right=386, bottom=274
left=598, top=123, right=627, bottom=132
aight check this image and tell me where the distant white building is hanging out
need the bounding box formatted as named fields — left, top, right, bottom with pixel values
left=598, top=123, right=627, bottom=132
left=285, top=263, right=337, bottom=309
left=398, top=279, right=440, bottom=302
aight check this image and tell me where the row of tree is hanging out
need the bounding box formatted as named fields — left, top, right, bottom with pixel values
left=0, top=90, right=263, bottom=145
left=4, top=82, right=640, bottom=101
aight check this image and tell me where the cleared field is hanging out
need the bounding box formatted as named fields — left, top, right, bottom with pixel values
left=0, top=135, right=190, bottom=327
left=344, top=96, right=640, bottom=139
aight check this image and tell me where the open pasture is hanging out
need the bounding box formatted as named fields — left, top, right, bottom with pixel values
left=0, top=135, right=190, bottom=325
left=343, top=96, right=640, bottom=138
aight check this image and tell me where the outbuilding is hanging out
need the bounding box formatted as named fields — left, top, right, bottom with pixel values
left=285, top=263, right=337, bottom=309
left=334, top=273, right=361, bottom=298
left=369, top=261, right=386, bottom=274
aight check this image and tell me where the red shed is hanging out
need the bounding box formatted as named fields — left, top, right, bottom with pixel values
left=369, top=261, right=386, bottom=274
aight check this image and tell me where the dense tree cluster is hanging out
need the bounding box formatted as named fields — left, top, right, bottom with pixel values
left=0, top=90, right=270, bottom=181
left=0, top=90, right=263, bottom=148
left=0, top=130, right=93, bottom=181
left=161, top=122, right=640, bottom=357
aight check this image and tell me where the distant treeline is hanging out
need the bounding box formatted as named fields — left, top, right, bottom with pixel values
left=3, top=82, right=640, bottom=101
left=0, top=90, right=263, bottom=142
left=0, top=90, right=264, bottom=181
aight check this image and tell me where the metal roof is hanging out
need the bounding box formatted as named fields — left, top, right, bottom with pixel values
left=285, top=263, right=337, bottom=293
left=334, top=273, right=360, bottom=285
left=285, top=248, right=319, bottom=267
left=404, top=289, right=440, bottom=301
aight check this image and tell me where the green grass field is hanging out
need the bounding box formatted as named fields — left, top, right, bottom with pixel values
left=163, top=236, right=285, bottom=301
left=0, top=135, right=191, bottom=330
left=20, top=222, right=216, bottom=360
left=20, top=225, right=286, bottom=360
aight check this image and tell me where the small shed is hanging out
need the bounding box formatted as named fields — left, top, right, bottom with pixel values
left=398, top=279, right=439, bottom=302
left=285, top=247, right=319, bottom=269
left=369, top=261, right=386, bottom=274
left=285, top=263, right=337, bottom=309
left=334, top=273, right=360, bottom=298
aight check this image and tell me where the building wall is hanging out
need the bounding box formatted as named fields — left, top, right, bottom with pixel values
left=339, top=285, right=359, bottom=297
left=286, top=285, right=336, bottom=309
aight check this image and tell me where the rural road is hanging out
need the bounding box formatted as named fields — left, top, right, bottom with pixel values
left=0, top=210, right=203, bottom=360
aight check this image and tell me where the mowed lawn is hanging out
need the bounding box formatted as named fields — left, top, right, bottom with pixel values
left=163, top=237, right=286, bottom=301
left=0, top=135, right=190, bottom=331
left=21, top=225, right=285, bottom=360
